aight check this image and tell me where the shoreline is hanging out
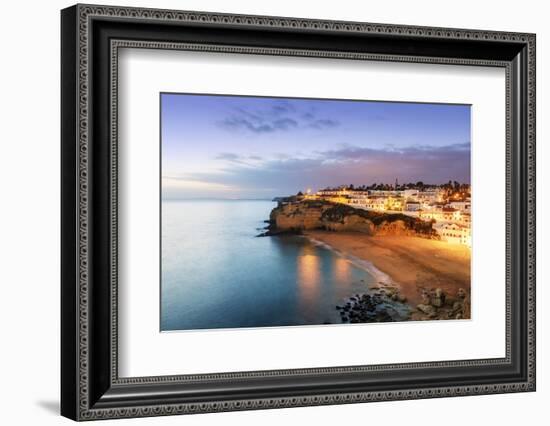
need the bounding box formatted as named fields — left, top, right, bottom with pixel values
left=303, top=231, right=471, bottom=309
left=305, top=236, right=393, bottom=287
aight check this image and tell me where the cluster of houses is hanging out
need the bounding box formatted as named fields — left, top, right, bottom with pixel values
left=304, top=185, right=471, bottom=248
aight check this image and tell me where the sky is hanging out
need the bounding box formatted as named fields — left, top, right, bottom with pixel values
left=161, top=93, right=471, bottom=200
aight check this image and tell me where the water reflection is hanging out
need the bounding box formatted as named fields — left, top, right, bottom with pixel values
left=296, top=244, right=322, bottom=319
left=333, top=257, right=352, bottom=283
left=162, top=200, right=376, bottom=330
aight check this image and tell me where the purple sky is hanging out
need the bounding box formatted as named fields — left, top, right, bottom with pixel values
left=161, top=93, right=471, bottom=199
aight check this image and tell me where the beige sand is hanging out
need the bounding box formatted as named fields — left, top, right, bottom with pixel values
left=305, top=231, right=471, bottom=306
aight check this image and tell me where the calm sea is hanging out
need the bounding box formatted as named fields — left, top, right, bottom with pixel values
left=161, top=199, right=377, bottom=331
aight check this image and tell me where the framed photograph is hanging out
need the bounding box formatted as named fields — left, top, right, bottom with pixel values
left=61, top=4, right=536, bottom=421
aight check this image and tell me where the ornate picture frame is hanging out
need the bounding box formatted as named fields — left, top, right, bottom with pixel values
left=61, top=4, right=536, bottom=421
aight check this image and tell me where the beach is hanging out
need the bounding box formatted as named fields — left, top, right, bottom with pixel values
left=304, top=231, right=471, bottom=308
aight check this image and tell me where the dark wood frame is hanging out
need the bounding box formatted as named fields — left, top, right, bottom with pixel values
left=61, top=4, right=536, bottom=421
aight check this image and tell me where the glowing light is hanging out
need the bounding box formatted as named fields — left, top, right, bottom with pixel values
left=333, top=257, right=351, bottom=282
left=297, top=245, right=321, bottom=314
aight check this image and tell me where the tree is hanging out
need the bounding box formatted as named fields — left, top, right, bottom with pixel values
left=297, top=191, right=304, bottom=196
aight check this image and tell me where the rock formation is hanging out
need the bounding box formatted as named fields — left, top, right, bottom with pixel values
left=414, top=287, right=471, bottom=320
left=261, top=199, right=437, bottom=238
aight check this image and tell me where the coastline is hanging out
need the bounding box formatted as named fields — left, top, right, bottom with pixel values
left=306, top=236, right=393, bottom=286
left=303, top=231, right=471, bottom=308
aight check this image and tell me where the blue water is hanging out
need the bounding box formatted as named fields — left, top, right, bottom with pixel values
left=161, top=200, right=377, bottom=331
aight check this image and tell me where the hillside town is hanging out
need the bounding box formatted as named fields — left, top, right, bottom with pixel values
left=293, top=180, right=471, bottom=247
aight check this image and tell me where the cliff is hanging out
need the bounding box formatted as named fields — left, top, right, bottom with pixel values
left=263, top=200, right=437, bottom=238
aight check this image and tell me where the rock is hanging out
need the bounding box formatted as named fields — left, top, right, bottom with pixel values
left=452, top=301, right=463, bottom=312
left=420, top=292, right=431, bottom=305
left=417, top=304, right=437, bottom=316
left=268, top=199, right=437, bottom=237
left=431, top=288, right=446, bottom=308
left=445, top=296, right=457, bottom=306
left=457, top=288, right=467, bottom=299
left=398, top=295, right=407, bottom=303
left=462, top=297, right=471, bottom=319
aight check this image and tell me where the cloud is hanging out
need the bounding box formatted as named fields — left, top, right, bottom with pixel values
left=272, top=118, right=298, bottom=130
left=215, top=152, right=240, bottom=161
left=221, top=117, right=275, bottom=134
left=270, top=101, right=295, bottom=114
left=215, top=152, right=264, bottom=166
left=322, top=142, right=470, bottom=161
left=219, top=100, right=340, bottom=134
left=168, top=142, right=471, bottom=198
left=308, top=118, right=339, bottom=129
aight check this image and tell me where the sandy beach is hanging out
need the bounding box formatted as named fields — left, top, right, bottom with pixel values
left=304, top=231, right=471, bottom=308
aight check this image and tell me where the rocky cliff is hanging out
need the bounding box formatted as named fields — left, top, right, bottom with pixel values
left=263, top=200, right=437, bottom=238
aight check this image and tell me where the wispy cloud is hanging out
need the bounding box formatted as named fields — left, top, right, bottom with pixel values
left=214, top=152, right=264, bottom=167
left=219, top=100, right=340, bottom=134
left=215, top=152, right=240, bottom=161
left=322, top=142, right=470, bottom=161
left=307, top=118, right=340, bottom=129
left=167, top=142, right=470, bottom=198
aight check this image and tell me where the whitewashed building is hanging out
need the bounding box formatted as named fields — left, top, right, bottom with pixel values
left=434, top=222, right=471, bottom=247
left=405, top=201, right=421, bottom=211
left=449, top=201, right=471, bottom=212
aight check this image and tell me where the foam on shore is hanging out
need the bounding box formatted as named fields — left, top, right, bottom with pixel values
left=304, top=235, right=395, bottom=287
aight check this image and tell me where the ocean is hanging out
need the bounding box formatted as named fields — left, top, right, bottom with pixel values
left=161, top=199, right=379, bottom=331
